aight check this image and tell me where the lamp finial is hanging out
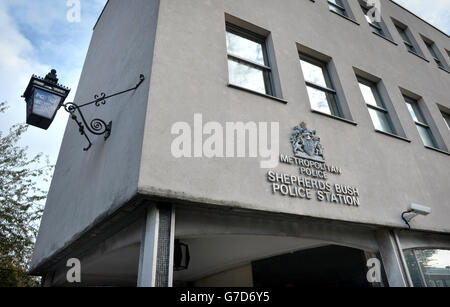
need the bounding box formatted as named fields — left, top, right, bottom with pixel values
left=45, top=69, right=58, bottom=84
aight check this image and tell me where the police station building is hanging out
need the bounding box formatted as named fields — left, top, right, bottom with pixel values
left=30, top=0, right=450, bottom=287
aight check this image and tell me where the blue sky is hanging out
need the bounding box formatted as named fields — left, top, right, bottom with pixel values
left=0, top=0, right=449, bottom=194
left=0, top=0, right=106, bottom=181
left=394, top=0, right=450, bottom=33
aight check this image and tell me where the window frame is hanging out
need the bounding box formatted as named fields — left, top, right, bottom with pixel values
left=395, top=25, right=417, bottom=53
left=404, top=96, right=437, bottom=148
left=404, top=249, right=450, bottom=288
left=361, top=6, right=384, bottom=36
left=441, top=111, right=450, bottom=131
left=225, top=23, right=274, bottom=96
left=357, top=77, right=395, bottom=134
left=299, top=53, right=341, bottom=117
left=424, top=40, right=444, bottom=69
left=328, top=0, right=347, bottom=17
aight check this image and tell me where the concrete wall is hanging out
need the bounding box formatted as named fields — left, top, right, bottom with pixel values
left=138, top=0, right=450, bottom=232
left=31, top=0, right=160, bottom=272
left=32, top=0, right=450, bottom=275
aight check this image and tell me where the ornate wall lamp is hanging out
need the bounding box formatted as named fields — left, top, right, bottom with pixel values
left=22, top=69, right=145, bottom=151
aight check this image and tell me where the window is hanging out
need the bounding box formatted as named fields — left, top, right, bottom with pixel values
left=404, top=96, right=437, bottom=148
left=404, top=249, right=450, bottom=288
left=441, top=110, right=450, bottom=131
left=395, top=25, right=417, bottom=53
left=361, top=5, right=384, bottom=36
left=357, top=78, right=394, bottom=134
left=226, top=24, right=273, bottom=96
left=424, top=40, right=446, bottom=69
left=328, top=0, right=347, bottom=16
left=300, top=54, right=340, bottom=116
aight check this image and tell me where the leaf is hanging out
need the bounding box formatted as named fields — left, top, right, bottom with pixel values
left=0, top=101, right=52, bottom=287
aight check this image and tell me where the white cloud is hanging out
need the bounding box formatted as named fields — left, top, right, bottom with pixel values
left=393, top=0, right=450, bottom=34
left=0, top=0, right=106, bottom=194
left=0, top=1, right=51, bottom=135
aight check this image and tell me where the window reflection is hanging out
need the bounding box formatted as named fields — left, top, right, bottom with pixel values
left=226, top=25, right=273, bottom=95
left=328, top=0, right=346, bottom=16
left=357, top=79, right=394, bottom=134
left=226, top=32, right=265, bottom=65
left=406, top=102, right=420, bottom=123
left=405, top=249, right=450, bottom=287
left=300, top=60, right=328, bottom=88
left=299, top=54, right=341, bottom=117
left=417, top=125, right=436, bottom=148
left=368, top=108, right=391, bottom=132
left=307, top=86, right=332, bottom=115
left=359, top=83, right=380, bottom=108
left=228, top=59, right=266, bottom=94
left=404, top=97, right=437, bottom=148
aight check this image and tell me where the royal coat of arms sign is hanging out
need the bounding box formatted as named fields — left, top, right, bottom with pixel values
left=290, top=122, right=325, bottom=163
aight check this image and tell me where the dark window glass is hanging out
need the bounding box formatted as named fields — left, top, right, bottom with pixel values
left=396, top=25, right=416, bottom=53
left=425, top=41, right=444, bottom=69
left=252, top=246, right=373, bottom=287
left=328, top=0, right=347, bottom=16
left=441, top=111, right=450, bottom=131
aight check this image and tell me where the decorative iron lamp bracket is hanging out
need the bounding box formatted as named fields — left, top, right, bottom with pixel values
left=62, top=74, right=145, bottom=151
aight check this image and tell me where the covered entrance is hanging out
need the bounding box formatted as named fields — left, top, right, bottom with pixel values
left=252, top=245, right=371, bottom=287
left=173, top=206, right=383, bottom=287
left=174, top=237, right=376, bottom=287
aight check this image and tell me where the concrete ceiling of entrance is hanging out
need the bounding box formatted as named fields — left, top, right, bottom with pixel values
left=174, top=235, right=327, bottom=282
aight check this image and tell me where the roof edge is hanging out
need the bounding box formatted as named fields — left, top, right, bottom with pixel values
left=92, top=1, right=448, bottom=37
left=93, top=0, right=110, bottom=30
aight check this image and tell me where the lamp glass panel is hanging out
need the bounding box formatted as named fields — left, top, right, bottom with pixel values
left=32, top=88, right=62, bottom=119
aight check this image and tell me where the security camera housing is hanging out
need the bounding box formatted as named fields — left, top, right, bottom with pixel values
left=410, top=203, right=432, bottom=216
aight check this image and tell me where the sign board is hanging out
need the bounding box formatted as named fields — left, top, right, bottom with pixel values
left=267, top=122, right=360, bottom=207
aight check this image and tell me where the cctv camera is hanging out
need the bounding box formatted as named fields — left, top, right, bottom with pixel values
left=402, top=203, right=432, bottom=229
left=409, top=203, right=431, bottom=216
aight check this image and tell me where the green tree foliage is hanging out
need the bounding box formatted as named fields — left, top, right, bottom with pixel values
left=0, top=101, right=53, bottom=287
left=416, top=249, right=438, bottom=267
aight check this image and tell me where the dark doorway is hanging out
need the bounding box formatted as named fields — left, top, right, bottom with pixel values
left=252, top=245, right=371, bottom=287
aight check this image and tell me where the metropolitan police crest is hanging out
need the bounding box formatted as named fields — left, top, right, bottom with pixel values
left=290, top=122, right=325, bottom=162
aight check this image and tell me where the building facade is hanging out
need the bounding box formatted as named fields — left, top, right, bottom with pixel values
left=30, top=0, right=450, bottom=287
